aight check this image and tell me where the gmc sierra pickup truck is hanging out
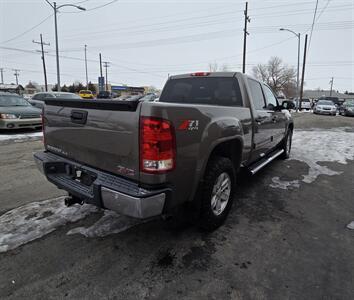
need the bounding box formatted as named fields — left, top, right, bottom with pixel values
left=34, top=72, right=293, bottom=230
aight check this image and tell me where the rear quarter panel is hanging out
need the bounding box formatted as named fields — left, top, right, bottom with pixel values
left=140, top=102, right=252, bottom=207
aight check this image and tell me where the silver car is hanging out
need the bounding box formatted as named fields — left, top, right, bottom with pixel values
left=0, top=92, right=42, bottom=130
left=313, top=100, right=337, bottom=116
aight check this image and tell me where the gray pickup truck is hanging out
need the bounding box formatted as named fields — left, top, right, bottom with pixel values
left=34, top=72, right=293, bottom=230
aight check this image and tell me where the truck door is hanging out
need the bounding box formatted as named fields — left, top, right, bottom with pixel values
left=262, top=84, right=287, bottom=146
left=247, top=79, right=276, bottom=162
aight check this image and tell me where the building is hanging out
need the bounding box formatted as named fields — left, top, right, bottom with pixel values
left=0, top=84, right=25, bottom=95
left=303, top=90, right=353, bottom=100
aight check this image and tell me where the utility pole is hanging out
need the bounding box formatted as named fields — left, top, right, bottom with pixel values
left=99, top=53, right=103, bottom=78
left=242, top=2, right=250, bottom=74
left=84, top=45, right=88, bottom=88
left=99, top=53, right=103, bottom=92
left=13, top=69, right=20, bottom=85
left=33, top=34, right=50, bottom=91
left=0, top=68, right=4, bottom=84
left=45, top=1, right=86, bottom=92
left=103, top=61, right=110, bottom=91
left=299, top=34, right=308, bottom=102
left=329, top=77, right=334, bottom=96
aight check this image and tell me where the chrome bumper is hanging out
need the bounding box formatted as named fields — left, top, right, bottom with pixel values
left=101, top=187, right=165, bottom=218
left=34, top=151, right=167, bottom=219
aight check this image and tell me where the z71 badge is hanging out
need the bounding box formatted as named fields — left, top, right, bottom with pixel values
left=178, top=120, right=199, bottom=131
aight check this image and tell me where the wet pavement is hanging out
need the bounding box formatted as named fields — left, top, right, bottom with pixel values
left=0, top=113, right=353, bottom=299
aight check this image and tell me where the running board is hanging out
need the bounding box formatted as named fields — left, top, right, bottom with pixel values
left=248, top=149, right=284, bottom=175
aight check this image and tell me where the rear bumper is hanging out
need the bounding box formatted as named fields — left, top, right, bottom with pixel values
left=33, top=151, right=169, bottom=219
left=0, top=118, right=42, bottom=129
left=315, top=110, right=336, bottom=115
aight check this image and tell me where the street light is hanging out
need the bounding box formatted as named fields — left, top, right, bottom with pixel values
left=280, top=28, right=300, bottom=112
left=45, top=1, right=86, bottom=92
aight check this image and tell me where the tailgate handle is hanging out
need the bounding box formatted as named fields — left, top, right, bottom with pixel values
left=70, top=110, right=88, bottom=124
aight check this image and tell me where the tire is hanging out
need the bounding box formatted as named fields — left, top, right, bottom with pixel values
left=280, top=128, right=293, bottom=159
left=197, top=156, right=236, bottom=231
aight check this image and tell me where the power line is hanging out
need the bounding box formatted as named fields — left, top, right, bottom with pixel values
left=63, top=0, right=119, bottom=13
left=308, top=0, right=319, bottom=51
left=0, top=14, right=53, bottom=44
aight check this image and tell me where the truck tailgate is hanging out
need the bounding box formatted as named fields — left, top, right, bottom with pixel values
left=43, top=99, right=140, bottom=181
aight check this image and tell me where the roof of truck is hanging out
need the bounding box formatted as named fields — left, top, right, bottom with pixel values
left=169, top=72, right=241, bottom=80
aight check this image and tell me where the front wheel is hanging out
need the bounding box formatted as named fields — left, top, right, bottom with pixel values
left=280, top=129, right=293, bottom=159
left=197, top=156, right=236, bottom=231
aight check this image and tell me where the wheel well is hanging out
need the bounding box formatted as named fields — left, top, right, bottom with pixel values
left=208, top=139, right=243, bottom=172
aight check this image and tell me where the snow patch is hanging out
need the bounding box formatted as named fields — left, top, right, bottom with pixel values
left=347, top=221, right=354, bottom=230
left=0, top=197, right=97, bottom=253
left=0, top=131, right=42, bottom=142
left=270, top=177, right=300, bottom=190
left=67, top=210, right=145, bottom=238
left=270, top=129, right=354, bottom=189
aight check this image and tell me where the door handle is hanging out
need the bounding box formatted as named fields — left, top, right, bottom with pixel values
left=70, top=110, right=88, bottom=124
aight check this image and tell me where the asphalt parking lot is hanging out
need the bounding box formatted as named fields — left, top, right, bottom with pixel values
left=0, top=113, right=353, bottom=299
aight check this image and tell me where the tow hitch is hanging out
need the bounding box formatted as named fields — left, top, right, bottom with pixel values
left=64, top=195, right=84, bottom=207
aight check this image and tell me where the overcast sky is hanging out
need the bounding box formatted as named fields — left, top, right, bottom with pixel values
left=0, top=0, right=353, bottom=91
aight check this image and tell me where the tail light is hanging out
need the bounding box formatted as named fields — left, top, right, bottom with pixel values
left=140, top=117, right=176, bottom=173
left=41, top=108, right=45, bottom=145
left=191, top=72, right=210, bottom=76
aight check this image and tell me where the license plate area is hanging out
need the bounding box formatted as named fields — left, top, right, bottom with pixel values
left=64, top=164, right=97, bottom=186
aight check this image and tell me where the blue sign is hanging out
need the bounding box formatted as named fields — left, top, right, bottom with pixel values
left=111, top=85, right=128, bottom=91
left=98, top=77, right=105, bottom=91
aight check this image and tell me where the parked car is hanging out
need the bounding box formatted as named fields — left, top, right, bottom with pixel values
left=97, top=91, right=114, bottom=99
left=313, top=100, right=337, bottom=116
left=29, top=92, right=81, bottom=109
left=138, top=93, right=158, bottom=102
left=299, top=98, right=311, bottom=110
left=79, top=90, right=94, bottom=99
left=339, top=99, right=354, bottom=117
left=318, top=96, right=340, bottom=108
left=34, top=72, right=294, bottom=231
left=0, top=92, right=42, bottom=130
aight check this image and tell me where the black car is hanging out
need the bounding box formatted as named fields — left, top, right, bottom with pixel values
left=339, top=99, right=354, bottom=117
left=97, top=91, right=117, bottom=99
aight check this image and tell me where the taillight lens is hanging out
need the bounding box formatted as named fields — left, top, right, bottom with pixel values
left=41, top=108, right=45, bottom=145
left=140, top=117, right=175, bottom=173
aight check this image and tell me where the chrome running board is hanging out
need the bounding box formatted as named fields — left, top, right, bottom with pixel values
left=248, top=149, right=284, bottom=175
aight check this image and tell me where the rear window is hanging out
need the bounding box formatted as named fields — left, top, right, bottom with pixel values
left=160, top=77, right=243, bottom=106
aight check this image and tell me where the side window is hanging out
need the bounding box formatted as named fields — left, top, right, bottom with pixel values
left=248, top=79, right=265, bottom=110
left=32, top=94, right=43, bottom=101
left=263, top=85, right=278, bottom=110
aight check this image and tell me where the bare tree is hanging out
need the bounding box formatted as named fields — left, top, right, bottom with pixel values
left=208, top=62, right=230, bottom=72
left=252, top=57, right=297, bottom=97
left=221, top=63, right=230, bottom=71
left=208, top=62, right=219, bottom=72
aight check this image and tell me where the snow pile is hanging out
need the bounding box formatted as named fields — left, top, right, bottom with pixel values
left=67, top=210, right=145, bottom=238
left=270, top=129, right=354, bottom=189
left=0, top=197, right=97, bottom=253
left=0, top=131, right=42, bottom=142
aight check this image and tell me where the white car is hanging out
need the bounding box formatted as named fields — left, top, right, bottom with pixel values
left=314, top=100, right=337, bottom=116
left=300, top=98, right=311, bottom=110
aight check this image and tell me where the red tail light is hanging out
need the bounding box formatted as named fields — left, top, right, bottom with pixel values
left=191, top=72, right=210, bottom=76
left=41, top=108, right=45, bottom=145
left=140, top=117, right=176, bottom=173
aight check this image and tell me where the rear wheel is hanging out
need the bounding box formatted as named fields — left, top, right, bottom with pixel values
left=198, top=156, right=236, bottom=231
